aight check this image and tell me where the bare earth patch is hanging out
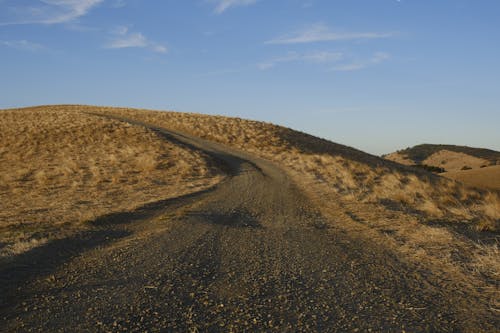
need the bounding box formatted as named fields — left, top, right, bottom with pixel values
left=0, top=107, right=223, bottom=257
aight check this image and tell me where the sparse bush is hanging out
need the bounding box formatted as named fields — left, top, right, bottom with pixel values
left=412, top=164, right=446, bottom=173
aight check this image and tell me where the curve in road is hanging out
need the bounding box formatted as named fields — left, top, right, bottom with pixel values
left=1, top=115, right=497, bottom=332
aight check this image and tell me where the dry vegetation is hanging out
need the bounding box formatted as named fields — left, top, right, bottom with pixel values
left=382, top=151, right=414, bottom=166
left=78, top=105, right=500, bottom=294
left=386, top=149, right=491, bottom=172
left=423, top=150, right=489, bottom=171
left=89, top=105, right=500, bottom=230
left=385, top=143, right=500, bottom=169
left=0, top=107, right=223, bottom=257
left=445, top=165, right=500, bottom=191
left=1, top=105, right=498, bottom=301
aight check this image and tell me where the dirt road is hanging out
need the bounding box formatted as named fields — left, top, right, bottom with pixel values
left=1, top=116, right=497, bottom=332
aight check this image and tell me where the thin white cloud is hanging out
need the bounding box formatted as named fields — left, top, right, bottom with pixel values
left=111, top=0, right=127, bottom=8
left=331, top=52, right=390, bottom=71
left=258, top=51, right=343, bottom=70
left=108, top=32, right=147, bottom=48
left=259, top=50, right=390, bottom=72
left=331, top=63, right=365, bottom=72
left=258, top=53, right=298, bottom=70
left=0, top=39, right=45, bottom=51
left=302, top=51, right=343, bottom=63
left=111, top=25, right=129, bottom=35
left=301, top=0, right=314, bottom=8
left=0, top=0, right=103, bottom=25
left=211, top=0, right=259, bottom=14
left=371, top=52, right=391, bottom=63
left=266, top=23, right=393, bottom=44
left=105, top=26, right=168, bottom=53
left=151, top=44, right=168, bottom=53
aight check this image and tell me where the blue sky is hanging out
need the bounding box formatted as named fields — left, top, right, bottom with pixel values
left=1, top=0, right=499, bottom=155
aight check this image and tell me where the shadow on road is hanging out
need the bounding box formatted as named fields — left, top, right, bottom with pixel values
left=0, top=228, right=130, bottom=310
left=0, top=182, right=223, bottom=313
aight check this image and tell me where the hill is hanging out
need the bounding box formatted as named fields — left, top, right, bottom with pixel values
left=1, top=105, right=499, bottom=331
left=0, top=107, right=223, bottom=257
left=384, top=144, right=500, bottom=172
left=444, top=165, right=500, bottom=191
left=91, top=106, right=499, bottom=225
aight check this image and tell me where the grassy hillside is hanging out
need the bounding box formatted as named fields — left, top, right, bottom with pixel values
left=1, top=105, right=500, bottom=290
left=0, top=107, right=223, bottom=257
left=444, top=165, right=500, bottom=191
left=97, top=105, right=500, bottom=283
left=388, top=144, right=500, bottom=166
left=74, top=105, right=499, bottom=231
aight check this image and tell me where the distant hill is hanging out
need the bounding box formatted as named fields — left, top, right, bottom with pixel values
left=444, top=165, right=500, bottom=191
left=384, top=144, right=500, bottom=172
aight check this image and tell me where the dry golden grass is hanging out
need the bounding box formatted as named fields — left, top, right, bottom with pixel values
left=86, top=105, right=499, bottom=231
left=85, top=105, right=499, bottom=292
left=0, top=107, right=223, bottom=257
left=3, top=105, right=498, bottom=293
left=423, top=150, right=489, bottom=171
left=444, top=165, right=500, bottom=191
left=385, top=149, right=493, bottom=172
left=383, top=152, right=414, bottom=166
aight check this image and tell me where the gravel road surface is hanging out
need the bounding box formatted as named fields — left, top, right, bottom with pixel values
left=1, top=116, right=497, bottom=332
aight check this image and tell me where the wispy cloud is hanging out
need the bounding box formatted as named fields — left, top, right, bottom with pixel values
left=331, top=52, right=390, bottom=71
left=0, top=0, right=103, bottom=25
left=259, top=50, right=390, bottom=71
left=105, top=26, right=167, bottom=53
left=301, top=0, right=314, bottom=8
left=0, top=39, right=45, bottom=51
left=302, top=51, right=343, bottom=63
left=210, top=0, right=259, bottom=14
left=258, top=51, right=343, bottom=70
left=111, top=0, right=127, bottom=8
left=266, top=23, right=393, bottom=44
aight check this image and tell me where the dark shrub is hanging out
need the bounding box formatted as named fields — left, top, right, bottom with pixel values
left=412, top=164, right=446, bottom=173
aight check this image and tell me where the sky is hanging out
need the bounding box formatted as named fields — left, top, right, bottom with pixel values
left=1, top=0, right=499, bottom=155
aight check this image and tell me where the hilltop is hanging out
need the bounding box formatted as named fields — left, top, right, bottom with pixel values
left=384, top=143, right=500, bottom=172
left=1, top=105, right=499, bottom=331
left=91, top=106, right=500, bottom=227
